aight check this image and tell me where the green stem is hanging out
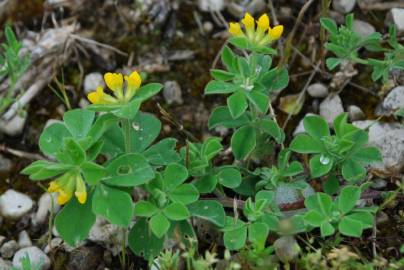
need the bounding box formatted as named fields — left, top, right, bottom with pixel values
left=122, top=119, right=132, bottom=153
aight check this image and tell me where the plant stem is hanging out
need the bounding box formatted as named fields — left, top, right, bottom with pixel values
left=122, top=118, right=132, bottom=153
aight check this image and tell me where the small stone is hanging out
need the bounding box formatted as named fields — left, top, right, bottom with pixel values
left=387, top=8, right=404, bottom=32
left=78, top=98, right=90, bottom=108
left=66, top=246, right=103, bottom=270
left=0, top=154, right=12, bottom=172
left=0, top=236, right=6, bottom=247
left=371, top=179, right=387, bottom=190
left=275, top=184, right=302, bottom=206
left=198, top=0, right=224, bottom=12
left=12, top=247, right=51, bottom=270
left=308, top=83, right=329, bottom=98
left=0, top=258, right=12, bottom=270
left=376, top=211, right=389, bottom=225
left=293, top=113, right=315, bottom=136
left=353, top=20, right=375, bottom=37
left=203, top=21, right=213, bottom=33
left=0, top=190, right=34, bottom=220
left=43, top=237, right=63, bottom=254
left=319, top=94, right=344, bottom=125
left=88, top=217, right=126, bottom=255
left=0, top=241, right=19, bottom=259
left=32, top=193, right=60, bottom=226
left=83, top=72, right=104, bottom=94
left=348, top=105, right=365, bottom=121
left=227, top=3, right=244, bottom=18
left=0, top=113, right=27, bottom=136
left=333, top=0, right=356, bottom=13
left=381, top=86, right=404, bottom=114
left=17, top=231, right=32, bottom=248
left=163, top=81, right=183, bottom=105
left=246, top=0, right=266, bottom=15
left=274, top=236, right=301, bottom=263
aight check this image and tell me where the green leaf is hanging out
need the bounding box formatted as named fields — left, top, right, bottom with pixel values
left=104, top=153, right=154, bottom=187
left=229, top=36, right=250, bottom=50
left=193, top=175, right=218, bottom=194
left=259, top=119, right=283, bottom=143
left=133, top=201, right=159, bottom=217
left=57, top=138, right=86, bottom=165
left=169, top=184, right=199, bottom=205
left=289, top=134, right=323, bottom=153
left=63, top=109, right=95, bottom=139
left=231, top=125, right=256, bottom=160
left=310, top=154, right=334, bottom=178
left=201, top=137, right=223, bottom=160
left=351, top=147, right=382, bottom=163
left=149, top=213, right=170, bottom=238
left=143, top=138, right=180, bottom=165
left=128, top=218, right=163, bottom=260
left=227, top=91, right=248, bottom=119
left=80, top=161, right=106, bottom=185
left=163, top=163, right=188, bottom=191
left=338, top=216, right=363, bottom=237
left=92, top=185, right=133, bottom=227
left=326, top=57, right=341, bottom=70
left=221, top=46, right=237, bottom=72
left=87, top=113, right=116, bottom=144
left=55, top=194, right=96, bottom=246
left=208, top=106, right=250, bottom=129
left=188, top=200, right=225, bottom=227
left=135, top=83, right=163, bottom=101
left=347, top=212, right=373, bottom=229
left=320, top=18, right=338, bottom=35
left=323, top=175, right=340, bottom=195
left=248, top=222, right=269, bottom=245
left=304, top=210, right=326, bottom=226
left=246, top=90, right=269, bottom=114
left=338, top=185, right=361, bottom=214
left=163, top=202, right=190, bottom=221
left=210, top=69, right=234, bottom=81
left=282, top=161, right=304, bottom=177
left=217, top=167, right=242, bottom=188
left=39, top=123, right=72, bottom=156
left=22, top=161, right=73, bottom=181
left=204, top=81, right=236, bottom=94
left=303, top=115, right=330, bottom=139
left=224, top=226, right=247, bottom=250
left=260, top=67, right=289, bottom=92
left=341, top=159, right=366, bottom=182
left=320, top=221, right=335, bottom=237
left=113, top=98, right=141, bottom=120
left=131, top=112, right=161, bottom=152
left=304, top=192, right=333, bottom=217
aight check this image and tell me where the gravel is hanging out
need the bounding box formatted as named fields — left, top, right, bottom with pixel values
left=0, top=190, right=34, bottom=220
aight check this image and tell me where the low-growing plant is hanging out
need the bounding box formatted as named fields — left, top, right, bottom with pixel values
left=22, top=11, right=390, bottom=268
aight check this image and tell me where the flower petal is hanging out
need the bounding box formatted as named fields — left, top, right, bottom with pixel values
left=269, top=25, right=284, bottom=40
left=241, top=12, right=255, bottom=31
left=104, top=72, right=123, bottom=92
left=229, top=22, right=243, bottom=36
left=257, top=14, right=270, bottom=32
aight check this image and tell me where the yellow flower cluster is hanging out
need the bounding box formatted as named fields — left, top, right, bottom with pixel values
left=229, top=13, right=284, bottom=46
left=87, top=71, right=142, bottom=105
left=48, top=172, right=87, bottom=205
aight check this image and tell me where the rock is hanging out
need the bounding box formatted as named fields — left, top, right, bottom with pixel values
left=17, top=231, right=32, bottom=248
left=376, top=211, right=389, bottom=225
left=274, top=236, right=301, bottom=263
left=0, top=236, right=5, bottom=247
left=88, top=217, right=126, bottom=256
left=308, top=83, right=329, bottom=98
left=0, top=154, right=12, bottom=172
left=275, top=183, right=314, bottom=206
left=198, top=0, right=224, bottom=12
left=387, top=8, right=404, bottom=32
left=12, top=247, right=51, bottom=270
left=0, top=240, right=18, bottom=259
left=353, top=20, right=375, bottom=37
left=381, top=86, right=404, bottom=115
left=66, top=246, right=103, bottom=270
left=319, top=94, right=344, bottom=125
left=293, top=113, right=315, bottom=136
left=83, top=72, right=104, bottom=94
left=227, top=3, right=244, bottom=18
left=43, top=237, right=63, bottom=254
left=333, top=0, right=356, bottom=13
left=371, top=179, right=387, bottom=190
left=0, top=258, right=12, bottom=270
left=0, top=190, right=34, bottom=220
left=353, top=121, right=404, bottom=172
left=0, top=113, right=27, bottom=136
left=246, top=0, right=266, bottom=15
left=348, top=105, right=365, bottom=121
left=202, top=21, right=213, bottom=34
left=163, top=81, right=183, bottom=105
left=32, top=193, right=60, bottom=226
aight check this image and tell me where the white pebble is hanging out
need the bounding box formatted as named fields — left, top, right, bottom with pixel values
left=0, top=190, right=33, bottom=220
left=12, top=247, right=51, bottom=270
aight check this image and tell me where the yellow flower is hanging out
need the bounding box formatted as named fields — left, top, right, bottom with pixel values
left=87, top=87, right=117, bottom=105
left=124, top=71, right=142, bottom=100
left=241, top=12, right=255, bottom=31
left=48, top=172, right=87, bottom=205
left=269, top=25, right=284, bottom=41
left=104, top=72, right=124, bottom=99
left=229, top=22, right=243, bottom=36
left=257, top=14, right=270, bottom=33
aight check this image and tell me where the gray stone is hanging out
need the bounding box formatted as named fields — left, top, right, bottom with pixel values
left=66, top=246, right=103, bottom=270
left=274, top=236, right=301, bottom=263
left=381, top=86, right=404, bottom=114
left=376, top=211, right=389, bottom=225
left=83, top=72, right=104, bottom=95
left=353, top=20, right=375, bottom=37
left=88, top=217, right=126, bottom=256
left=0, top=240, right=18, bottom=259
left=12, top=247, right=51, bottom=270
left=353, top=121, right=404, bottom=173
left=371, top=179, right=387, bottom=190
left=203, top=21, right=213, bottom=34
left=333, top=0, right=356, bottom=13
left=307, top=83, right=329, bottom=98
left=163, top=81, right=183, bottom=105
left=0, top=190, right=33, bottom=220
left=32, top=193, right=60, bottom=226
left=0, top=154, right=12, bottom=172
left=0, top=113, right=27, bottom=136
left=348, top=105, right=365, bottom=121
left=0, top=258, right=12, bottom=270
left=227, top=3, right=244, bottom=18
left=0, top=236, right=6, bottom=247
left=198, top=0, right=224, bottom=12
left=17, top=231, right=32, bottom=248
left=319, top=94, right=344, bottom=125
left=43, top=237, right=63, bottom=254
left=388, top=8, right=404, bottom=32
